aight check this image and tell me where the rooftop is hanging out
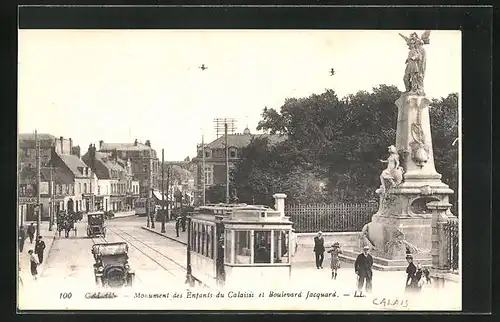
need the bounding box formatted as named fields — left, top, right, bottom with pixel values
left=18, top=133, right=56, bottom=141
left=58, top=153, right=89, bottom=177
left=40, top=167, right=74, bottom=185
left=205, top=133, right=287, bottom=149
left=100, top=142, right=152, bottom=151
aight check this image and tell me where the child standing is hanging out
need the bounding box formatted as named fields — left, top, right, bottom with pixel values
left=327, top=242, right=342, bottom=279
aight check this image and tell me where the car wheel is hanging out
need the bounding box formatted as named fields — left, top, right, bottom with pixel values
left=95, top=276, right=102, bottom=287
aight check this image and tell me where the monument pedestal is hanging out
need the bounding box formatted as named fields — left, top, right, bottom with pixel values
left=347, top=94, right=454, bottom=270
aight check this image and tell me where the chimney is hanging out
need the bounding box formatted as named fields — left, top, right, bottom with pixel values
left=60, top=136, right=64, bottom=154
left=69, top=138, right=73, bottom=152
left=99, top=140, right=104, bottom=150
left=145, top=140, right=151, bottom=147
left=72, top=146, right=81, bottom=159
left=88, top=144, right=96, bottom=172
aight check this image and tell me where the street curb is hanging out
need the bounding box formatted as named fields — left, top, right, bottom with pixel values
left=141, top=226, right=187, bottom=245
left=108, top=214, right=138, bottom=220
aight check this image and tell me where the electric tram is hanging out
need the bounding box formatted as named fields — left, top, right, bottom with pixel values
left=186, top=203, right=294, bottom=289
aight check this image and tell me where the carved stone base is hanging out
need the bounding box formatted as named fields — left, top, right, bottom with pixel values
left=362, top=182, right=453, bottom=265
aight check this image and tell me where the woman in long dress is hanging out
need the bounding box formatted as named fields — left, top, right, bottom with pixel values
left=29, top=249, right=39, bottom=280
left=327, top=242, right=342, bottom=280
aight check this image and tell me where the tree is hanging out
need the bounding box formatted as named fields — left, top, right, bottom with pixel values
left=429, top=93, right=459, bottom=214
left=233, top=85, right=458, bottom=205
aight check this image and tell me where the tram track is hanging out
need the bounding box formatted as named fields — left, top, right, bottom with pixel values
left=108, top=227, right=182, bottom=278
left=108, top=226, right=210, bottom=288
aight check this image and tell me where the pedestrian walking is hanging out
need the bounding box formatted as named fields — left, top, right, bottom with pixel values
left=313, top=231, right=325, bottom=269
left=27, top=223, right=35, bottom=243
left=28, top=250, right=39, bottom=280
left=405, top=255, right=422, bottom=293
left=175, top=216, right=181, bottom=237
left=327, top=242, right=342, bottom=279
left=181, top=214, right=186, bottom=232
left=355, top=246, right=373, bottom=293
left=19, top=225, right=26, bottom=253
left=35, top=235, right=46, bottom=264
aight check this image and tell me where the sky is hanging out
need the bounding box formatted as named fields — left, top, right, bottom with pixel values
left=18, top=30, right=461, bottom=160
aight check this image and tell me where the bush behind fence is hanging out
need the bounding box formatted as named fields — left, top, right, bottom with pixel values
left=286, top=203, right=378, bottom=233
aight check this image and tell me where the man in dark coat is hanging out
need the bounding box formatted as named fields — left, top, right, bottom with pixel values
left=313, top=231, right=325, bottom=269
left=27, top=223, right=35, bottom=243
left=35, top=235, right=46, bottom=264
left=18, top=225, right=26, bottom=253
left=355, top=246, right=373, bottom=293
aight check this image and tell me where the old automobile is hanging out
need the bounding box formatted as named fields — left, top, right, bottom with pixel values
left=92, top=242, right=135, bottom=288
left=87, top=212, right=106, bottom=238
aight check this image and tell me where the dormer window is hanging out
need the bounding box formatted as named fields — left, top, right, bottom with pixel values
left=230, top=148, right=237, bottom=158
left=204, top=149, right=212, bottom=158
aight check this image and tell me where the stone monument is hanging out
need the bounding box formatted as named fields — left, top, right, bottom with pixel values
left=347, top=31, right=455, bottom=269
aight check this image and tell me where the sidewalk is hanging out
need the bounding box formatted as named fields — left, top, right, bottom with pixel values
left=110, top=211, right=137, bottom=219
left=141, top=220, right=188, bottom=245
left=18, top=222, right=57, bottom=287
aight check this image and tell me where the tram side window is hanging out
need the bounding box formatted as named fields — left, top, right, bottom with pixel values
left=225, top=230, right=233, bottom=263
left=201, top=225, right=205, bottom=256
left=207, top=226, right=213, bottom=259
left=254, top=231, right=271, bottom=264
left=194, top=223, right=198, bottom=253
left=235, top=231, right=251, bottom=264
left=197, top=223, right=201, bottom=253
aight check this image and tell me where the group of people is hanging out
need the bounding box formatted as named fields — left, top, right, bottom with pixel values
left=18, top=223, right=46, bottom=280
left=313, top=231, right=427, bottom=293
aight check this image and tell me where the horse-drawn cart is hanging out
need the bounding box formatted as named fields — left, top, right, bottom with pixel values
left=56, top=211, right=78, bottom=238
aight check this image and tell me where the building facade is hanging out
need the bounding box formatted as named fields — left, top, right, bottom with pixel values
left=98, top=139, right=160, bottom=197
left=83, top=144, right=129, bottom=212
left=191, top=128, right=287, bottom=205
left=51, top=149, right=94, bottom=213
left=18, top=133, right=57, bottom=224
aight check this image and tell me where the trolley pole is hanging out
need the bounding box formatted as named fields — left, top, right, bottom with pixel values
left=35, top=130, right=41, bottom=237
left=161, top=149, right=166, bottom=233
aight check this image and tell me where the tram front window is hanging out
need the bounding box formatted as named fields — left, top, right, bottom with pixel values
left=235, top=231, right=251, bottom=264
left=254, top=231, right=271, bottom=263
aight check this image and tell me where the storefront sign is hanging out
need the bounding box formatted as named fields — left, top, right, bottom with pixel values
left=19, top=197, right=37, bottom=204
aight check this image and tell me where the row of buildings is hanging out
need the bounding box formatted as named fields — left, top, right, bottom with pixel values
left=17, top=127, right=285, bottom=223
left=18, top=135, right=193, bottom=224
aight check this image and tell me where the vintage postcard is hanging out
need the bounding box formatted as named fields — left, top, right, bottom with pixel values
left=17, top=28, right=461, bottom=311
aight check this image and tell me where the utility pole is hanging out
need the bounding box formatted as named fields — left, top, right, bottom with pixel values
left=35, top=130, right=41, bottom=236
left=161, top=149, right=166, bottom=233
left=146, top=158, right=151, bottom=228
left=48, top=166, right=53, bottom=231
left=201, top=133, right=206, bottom=206
left=166, top=164, right=171, bottom=222
left=224, top=123, right=229, bottom=204
left=214, top=118, right=236, bottom=204
left=150, top=157, right=155, bottom=229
